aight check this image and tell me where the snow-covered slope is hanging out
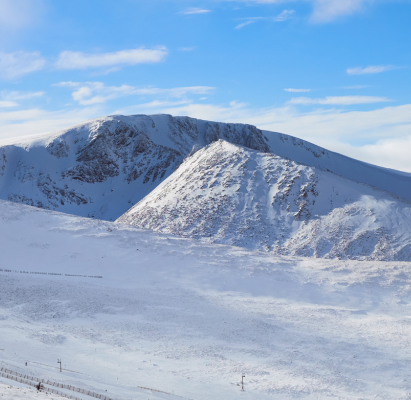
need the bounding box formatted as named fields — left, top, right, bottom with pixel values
left=1, top=113, right=411, bottom=223
left=117, top=140, right=411, bottom=261
left=0, top=384, right=66, bottom=400
left=2, top=200, right=411, bottom=399
left=0, top=114, right=268, bottom=221
left=265, top=130, right=411, bottom=202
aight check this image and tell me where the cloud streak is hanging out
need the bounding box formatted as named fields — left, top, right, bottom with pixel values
left=1, top=90, right=44, bottom=101
left=179, top=8, right=211, bottom=15
left=235, top=20, right=257, bottom=29
left=347, top=65, right=398, bottom=75
left=288, top=96, right=391, bottom=105
left=284, top=88, right=311, bottom=93
left=274, top=9, right=294, bottom=21
left=56, top=82, right=215, bottom=106
left=0, top=51, right=46, bottom=79
left=235, top=10, right=293, bottom=29
left=0, top=106, right=102, bottom=142
left=55, top=47, right=168, bottom=70
left=0, top=101, right=17, bottom=108
left=224, top=0, right=377, bottom=23
left=310, top=0, right=372, bottom=23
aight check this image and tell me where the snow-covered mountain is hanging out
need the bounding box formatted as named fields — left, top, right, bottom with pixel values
left=117, top=140, right=411, bottom=261
left=2, top=113, right=411, bottom=222
left=0, top=114, right=268, bottom=220
left=2, top=113, right=411, bottom=260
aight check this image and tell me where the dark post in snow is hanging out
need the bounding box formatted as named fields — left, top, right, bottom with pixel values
left=57, top=359, right=62, bottom=372
left=241, top=375, right=245, bottom=391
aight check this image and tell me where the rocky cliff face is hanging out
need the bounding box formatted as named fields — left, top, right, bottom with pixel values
left=117, top=140, right=411, bottom=261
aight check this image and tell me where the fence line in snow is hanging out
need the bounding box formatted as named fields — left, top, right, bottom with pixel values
left=1, top=367, right=193, bottom=400
left=0, top=368, right=112, bottom=400
left=0, top=269, right=102, bottom=279
left=0, top=371, right=82, bottom=400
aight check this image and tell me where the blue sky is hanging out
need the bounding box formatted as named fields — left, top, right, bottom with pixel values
left=0, top=0, right=411, bottom=171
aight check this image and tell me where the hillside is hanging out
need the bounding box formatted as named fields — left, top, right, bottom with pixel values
left=117, top=140, right=411, bottom=261
left=0, top=114, right=268, bottom=221
left=1, top=199, right=411, bottom=399
left=1, top=114, right=411, bottom=222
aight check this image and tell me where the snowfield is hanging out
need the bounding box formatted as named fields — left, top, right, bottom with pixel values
left=0, top=383, right=66, bottom=400
left=1, top=199, right=411, bottom=399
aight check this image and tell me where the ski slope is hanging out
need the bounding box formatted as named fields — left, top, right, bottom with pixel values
left=1, top=199, right=411, bottom=399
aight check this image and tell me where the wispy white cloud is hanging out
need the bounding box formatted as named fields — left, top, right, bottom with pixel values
left=347, top=65, right=398, bottom=75
left=179, top=8, right=211, bottom=15
left=55, top=47, right=168, bottom=70
left=0, top=51, right=46, bottom=79
left=0, top=101, right=17, bottom=108
left=1, top=90, right=44, bottom=101
left=0, top=106, right=102, bottom=142
left=235, top=20, right=257, bottom=29
left=284, top=88, right=311, bottom=93
left=288, top=96, right=391, bottom=105
left=223, top=0, right=377, bottom=23
left=55, top=82, right=215, bottom=106
left=178, top=47, right=196, bottom=52
left=310, top=0, right=372, bottom=23
left=235, top=11, right=293, bottom=29
left=274, top=9, right=295, bottom=21
left=342, top=85, right=368, bottom=89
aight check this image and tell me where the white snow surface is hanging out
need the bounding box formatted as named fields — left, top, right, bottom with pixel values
left=2, top=200, right=411, bottom=399
left=0, top=383, right=66, bottom=400
left=117, top=140, right=411, bottom=261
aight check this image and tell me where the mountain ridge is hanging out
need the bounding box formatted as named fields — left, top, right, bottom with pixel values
left=1, top=113, right=411, bottom=260
left=0, top=114, right=270, bottom=220
left=117, top=139, right=411, bottom=261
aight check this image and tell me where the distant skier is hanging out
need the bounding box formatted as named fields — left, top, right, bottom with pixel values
left=36, top=382, right=43, bottom=391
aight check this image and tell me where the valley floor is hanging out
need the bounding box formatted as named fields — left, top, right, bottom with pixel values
left=1, top=200, right=411, bottom=399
